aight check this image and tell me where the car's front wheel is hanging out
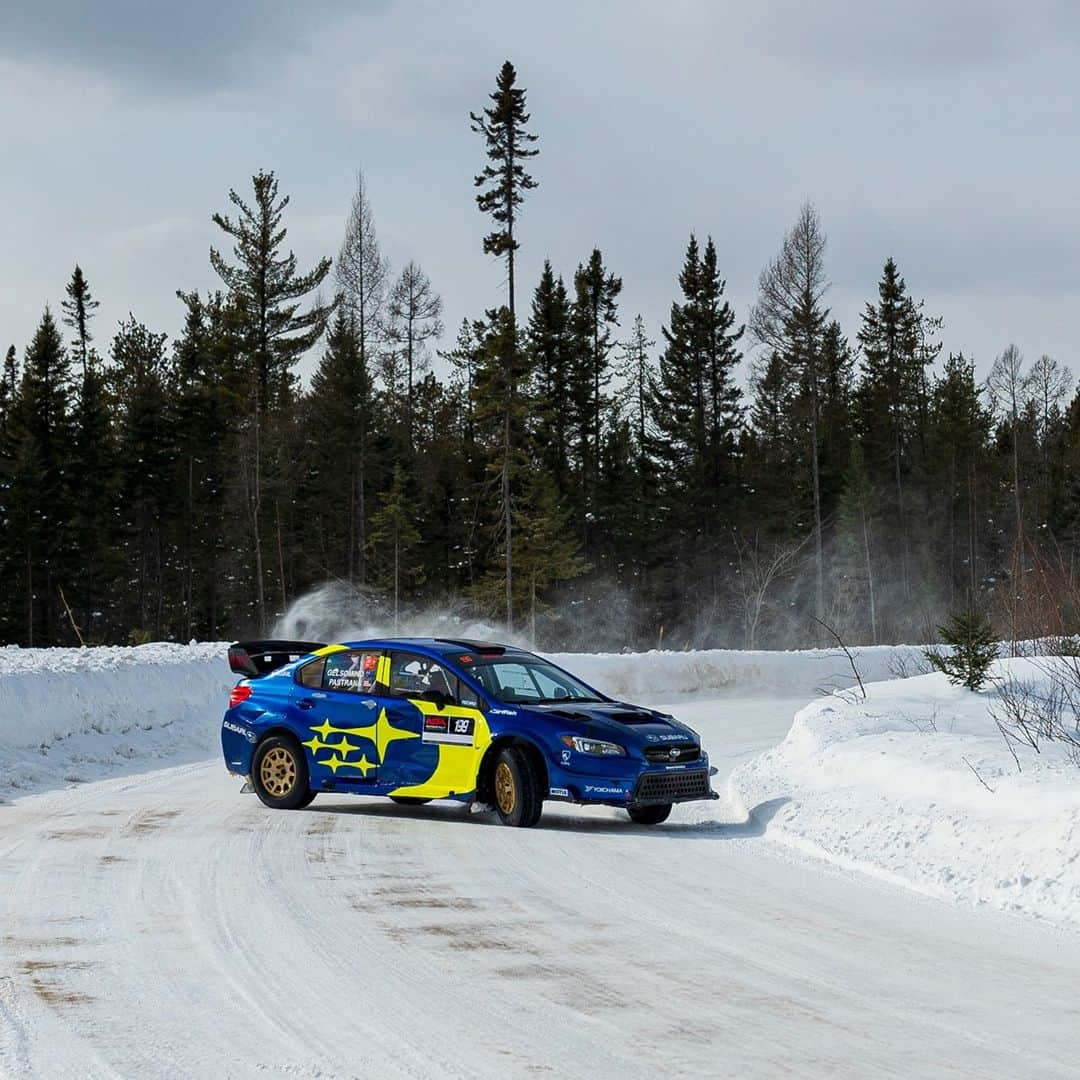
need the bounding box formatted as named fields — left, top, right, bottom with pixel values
left=627, top=803, right=672, bottom=825
left=493, top=746, right=543, bottom=827
left=252, top=736, right=314, bottom=810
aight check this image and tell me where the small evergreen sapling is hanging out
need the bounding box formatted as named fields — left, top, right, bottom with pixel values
left=925, top=609, right=998, bottom=690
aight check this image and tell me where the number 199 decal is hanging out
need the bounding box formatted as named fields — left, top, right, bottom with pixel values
left=422, top=712, right=477, bottom=746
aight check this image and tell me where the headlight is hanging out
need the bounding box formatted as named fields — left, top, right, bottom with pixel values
left=561, top=735, right=626, bottom=756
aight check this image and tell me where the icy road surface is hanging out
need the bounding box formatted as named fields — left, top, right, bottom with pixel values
left=2, top=696, right=1080, bottom=1079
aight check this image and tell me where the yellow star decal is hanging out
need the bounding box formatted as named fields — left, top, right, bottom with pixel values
left=331, top=738, right=357, bottom=758
left=310, top=718, right=377, bottom=742
left=321, top=754, right=346, bottom=773
left=353, top=754, right=376, bottom=777
left=375, top=707, right=420, bottom=760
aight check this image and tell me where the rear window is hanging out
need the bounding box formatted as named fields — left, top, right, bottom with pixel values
left=297, top=657, right=326, bottom=688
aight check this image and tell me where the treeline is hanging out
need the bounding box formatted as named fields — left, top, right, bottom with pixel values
left=1, top=61, right=1078, bottom=651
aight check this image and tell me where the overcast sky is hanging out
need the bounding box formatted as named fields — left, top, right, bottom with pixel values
left=2, top=0, right=1078, bottom=386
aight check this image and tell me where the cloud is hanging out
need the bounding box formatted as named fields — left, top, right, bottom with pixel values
left=0, top=0, right=383, bottom=93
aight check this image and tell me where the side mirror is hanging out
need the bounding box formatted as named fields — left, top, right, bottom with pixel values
left=421, top=689, right=449, bottom=710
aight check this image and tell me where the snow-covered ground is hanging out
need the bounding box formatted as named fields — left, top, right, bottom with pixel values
left=731, top=658, right=1080, bottom=929
left=4, top=643, right=1080, bottom=1077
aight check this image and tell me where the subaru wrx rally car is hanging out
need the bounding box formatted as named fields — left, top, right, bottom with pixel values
left=222, top=638, right=718, bottom=827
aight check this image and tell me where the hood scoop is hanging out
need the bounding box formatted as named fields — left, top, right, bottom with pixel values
left=546, top=703, right=662, bottom=725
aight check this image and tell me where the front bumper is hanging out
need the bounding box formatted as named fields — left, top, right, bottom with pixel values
left=547, top=753, right=719, bottom=807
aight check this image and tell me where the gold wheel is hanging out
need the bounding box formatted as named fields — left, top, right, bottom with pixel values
left=494, top=761, right=516, bottom=816
left=260, top=746, right=298, bottom=799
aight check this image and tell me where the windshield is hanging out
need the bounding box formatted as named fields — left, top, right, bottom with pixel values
left=464, top=658, right=604, bottom=705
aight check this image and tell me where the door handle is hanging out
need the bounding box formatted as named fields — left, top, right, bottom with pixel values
left=298, top=698, right=317, bottom=710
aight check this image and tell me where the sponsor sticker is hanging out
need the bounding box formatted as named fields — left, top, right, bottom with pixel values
left=549, top=787, right=570, bottom=797
left=223, top=720, right=257, bottom=744
left=422, top=713, right=475, bottom=746
left=584, top=784, right=624, bottom=796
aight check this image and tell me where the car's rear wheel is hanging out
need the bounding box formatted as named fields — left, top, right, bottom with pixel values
left=252, top=736, right=312, bottom=810
left=493, top=746, right=543, bottom=828
left=389, top=796, right=431, bottom=806
left=627, top=802, right=672, bottom=825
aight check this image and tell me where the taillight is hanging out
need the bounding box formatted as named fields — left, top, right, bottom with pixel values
left=229, top=684, right=252, bottom=708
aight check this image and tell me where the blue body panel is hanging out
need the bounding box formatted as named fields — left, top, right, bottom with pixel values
left=221, top=638, right=715, bottom=808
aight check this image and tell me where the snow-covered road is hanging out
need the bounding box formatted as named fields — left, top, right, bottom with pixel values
left=3, top=695, right=1079, bottom=1079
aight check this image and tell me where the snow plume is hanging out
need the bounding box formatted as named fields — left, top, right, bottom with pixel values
left=272, top=582, right=510, bottom=646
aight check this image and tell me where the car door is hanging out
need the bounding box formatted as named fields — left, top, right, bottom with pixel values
left=372, top=651, right=444, bottom=789
left=378, top=651, right=491, bottom=797
left=294, top=649, right=383, bottom=786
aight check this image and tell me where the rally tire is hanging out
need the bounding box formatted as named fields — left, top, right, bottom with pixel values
left=493, top=746, right=543, bottom=828
left=627, top=802, right=672, bottom=825
left=389, top=796, right=431, bottom=806
left=252, top=735, right=312, bottom=810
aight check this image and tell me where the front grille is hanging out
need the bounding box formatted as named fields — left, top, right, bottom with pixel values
left=643, top=742, right=701, bottom=764
left=634, top=769, right=711, bottom=804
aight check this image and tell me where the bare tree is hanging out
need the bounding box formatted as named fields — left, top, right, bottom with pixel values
left=337, top=170, right=390, bottom=338
left=1027, top=353, right=1072, bottom=521
left=336, top=170, right=390, bottom=585
left=387, top=261, right=444, bottom=446
left=987, top=343, right=1028, bottom=531
left=732, top=529, right=811, bottom=649
left=750, top=202, right=830, bottom=629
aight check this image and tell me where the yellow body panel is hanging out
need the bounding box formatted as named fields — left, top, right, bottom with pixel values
left=389, top=700, right=492, bottom=799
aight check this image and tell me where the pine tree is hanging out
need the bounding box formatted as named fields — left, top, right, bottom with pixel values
left=60, top=266, right=114, bottom=640
left=61, top=265, right=100, bottom=378
left=616, top=315, right=656, bottom=455
left=110, top=317, right=175, bottom=639
left=470, top=307, right=531, bottom=632
left=527, top=262, right=573, bottom=487
left=8, top=310, right=75, bottom=644
left=928, top=354, right=991, bottom=609
left=367, top=464, right=423, bottom=633
left=302, top=306, right=378, bottom=585
left=470, top=61, right=539, bottom=319
left=0, top=346, right=20, bottom=639
left=857, top=258, right=938, bottom=600
left=925, top=608, right=998, bottom=691
left=210, top=170, right=335, bottom=630
left=511, top=469, right=588, bottom=646
left=569, top=248, right=622, bottom=542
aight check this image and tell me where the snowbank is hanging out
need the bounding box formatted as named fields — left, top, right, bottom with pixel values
left=0, top=642, right=233, bottom=797
left=731, top=658, right=1080, bottom=927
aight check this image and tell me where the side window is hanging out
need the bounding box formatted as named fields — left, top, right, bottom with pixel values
left=389, top=652, right=457, bottom=702
left=323, top=650, right=382, bottom=695
left=297, top=657, right=326, bottom=688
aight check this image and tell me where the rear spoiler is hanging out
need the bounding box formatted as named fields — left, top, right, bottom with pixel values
left=228, top=640, right=325, bottom=678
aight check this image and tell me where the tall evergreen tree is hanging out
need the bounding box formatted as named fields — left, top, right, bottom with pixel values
left=527, top=262, right=573, bottom=487
left=856, top=258, right=937, bottom=599
left=570, top=248, right=622, bottom=540
left=470, top=60, right=539, bottom=319
left=110, top=317, right=174, bottom=639
left=210, top=170, right=335, bottom=630
left=8, top=310, right=74, bottom=644
left=470, top=307, right=531, bottom=631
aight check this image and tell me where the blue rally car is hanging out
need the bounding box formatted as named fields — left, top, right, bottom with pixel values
left=222, top=638, right=718, bottom=827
